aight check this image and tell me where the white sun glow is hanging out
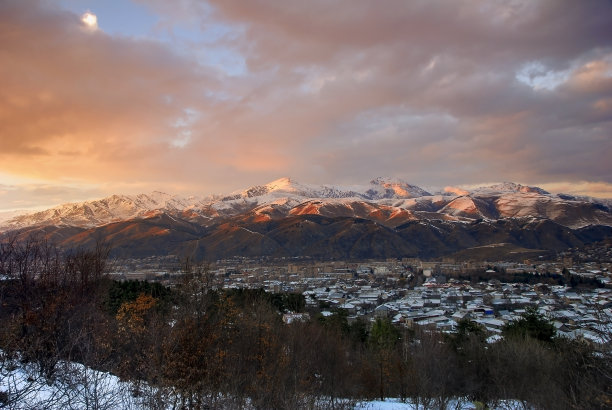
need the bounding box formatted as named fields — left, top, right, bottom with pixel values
left=81, top=12, right=98, bottom=30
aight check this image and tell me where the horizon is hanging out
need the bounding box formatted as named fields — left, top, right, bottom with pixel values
left=1, top=0, right=611, bottom=212
left=2, top=175, right=611, bottom=215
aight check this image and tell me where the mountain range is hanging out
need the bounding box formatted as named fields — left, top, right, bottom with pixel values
left=2, top=177, right=612, bottom=261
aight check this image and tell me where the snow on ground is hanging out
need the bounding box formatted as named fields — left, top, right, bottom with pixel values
left=355, top=399, right=476, bottom=409
left=355, top=400, right=421, bottom=409
left=355, top=399, right=528, bottom=410
left=2, top=356, right=529, bottom=409
left=0, top=358, right=153, bottom=409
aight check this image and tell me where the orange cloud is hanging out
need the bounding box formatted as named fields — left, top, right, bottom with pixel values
left=0, top=1, right=225, bottom=182
left=1, top=0, right=612, bottom=210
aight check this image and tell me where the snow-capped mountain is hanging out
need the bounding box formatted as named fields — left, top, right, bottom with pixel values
left=2, top=177, right=611, bottom=261
left=0, top=191, right=208, bottom=232
left=0, top=209, right=31, bottom=225
left=1, top=177, right=611, bottom=234
left=471, top=182, right=550, bottom=195
left=217, top=176, right=430, bottom=203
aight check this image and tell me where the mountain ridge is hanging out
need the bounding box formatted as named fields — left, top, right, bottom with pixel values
left=2, top=177, right=611, bottom=232
left=2, top=177, right=612, bottom=261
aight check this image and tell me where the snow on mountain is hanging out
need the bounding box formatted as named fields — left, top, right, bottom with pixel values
left=367, top=177, right=432, bottom=199
left=263, top=177, right=305, bottom=193
left=556, top=193, right=612, bottom=210
left=0, top=209, right=33, bottom=224
left=472, top=182, right=550, bottom=195
left=493, top=191, right=612, bottom=228
left=0, top=192, right=207, bottom=232
left=204, top=177, right=434, bottom=225
left=220, top=177, right=366, bottom=203
left=443, top=186, right=470, bottom=196
left=439, top=196, right=481, bottom=217
left=217, top=176, right=431, bottom=204
left=1, top=178, right=611, bottom=232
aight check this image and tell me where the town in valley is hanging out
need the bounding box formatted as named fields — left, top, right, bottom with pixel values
left=112, top=241, right=612, bottom=344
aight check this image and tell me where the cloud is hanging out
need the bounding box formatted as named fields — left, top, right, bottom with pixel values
left=186, top=0, right=612, bottom=186
left=0, top=1, right=226, bottom=182
left=1, top=0, right=612, bottom=211
left=0, top=183, right=105, bottom=212
left=539, top=181, right=612, bottom=199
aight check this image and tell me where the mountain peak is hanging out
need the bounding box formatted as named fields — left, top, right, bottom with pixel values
left=225, top=177, right=307, bottom=200
left=265, top=177, right=295, bottom=191
left=1, top=177, right=611, bottom=236
left=369, top=177, right=431, bottom=198
left=476, top=182, right=549, bottom=195
left=370, top=176, right=406, bottom=185
left=444, top=186, right=470, bottom=196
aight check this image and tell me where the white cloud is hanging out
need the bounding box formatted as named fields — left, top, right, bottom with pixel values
left=515, top=61, right=571, bottom=91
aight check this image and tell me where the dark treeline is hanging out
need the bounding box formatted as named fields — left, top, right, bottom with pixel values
left=0, top=236, right=611, bottom=409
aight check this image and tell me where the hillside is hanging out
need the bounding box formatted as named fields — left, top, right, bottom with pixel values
left=2, top=178, right=612, bottom=260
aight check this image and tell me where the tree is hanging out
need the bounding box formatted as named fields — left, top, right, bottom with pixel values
left=452, top=318, right=486, bottom=349
left=0, top=235, right=116, bottom=408
left=503, top=307, right=556, bottom=342
left=369, top=318, right=401, bottom=400
left=449, top=320, right=490, bottom=403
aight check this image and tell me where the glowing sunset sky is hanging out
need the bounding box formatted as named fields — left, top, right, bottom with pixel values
left=1, top=0, right=611, bottom=211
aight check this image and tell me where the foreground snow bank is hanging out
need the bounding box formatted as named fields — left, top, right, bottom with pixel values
left=0, top=358, right=157, bottom=409
left=2, top=356, right=529, bottom=410
left=355, top=398, right=529, bottom=410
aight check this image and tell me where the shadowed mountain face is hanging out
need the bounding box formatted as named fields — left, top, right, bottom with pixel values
left=2, top=178, right=612, bottom=260
left=5, top=213, right=611, bottom=262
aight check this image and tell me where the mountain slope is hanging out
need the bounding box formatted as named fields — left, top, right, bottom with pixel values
left=8, top=213, right=609, bottom=261
left=2, top=177, right=611, bottom=261
left=0, top=192, right=210, bottom=231
left=4, top=178, right=611, bottom=231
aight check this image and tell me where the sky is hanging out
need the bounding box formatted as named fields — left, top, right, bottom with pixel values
left=1, top=0, right=612, bottom=211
